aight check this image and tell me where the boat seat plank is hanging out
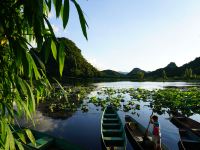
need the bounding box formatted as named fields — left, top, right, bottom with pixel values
left=175, top=117, right=185, bottom=119
left=103, top=123, right=120, bottom=125
left=104, top=137, right=124, bottom=141
left=27, top=136, right=53, bottom=149
left=103, top=129, right=122, bottom=132
left=192, top=128, right=200, bottom=131
left=134, top=136, right=143, bottom=142
left=104, top=114, right=117, bottom=117
left=103, top=118, right=119, bottom=124
left=105, top=113, right=116, bottom=114
left=107, top=146, right=125, bottom=150
left=104, top=118, right=118, bottom=121
left=182, top=139, right=200, bottom=143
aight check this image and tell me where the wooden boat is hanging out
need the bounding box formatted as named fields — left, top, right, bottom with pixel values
left=101, top=105, right=126, bottom=150
left=13, top=126, right=83, bottom=150
left=178, top=129, right=200, bottom=150
left=125, top=115, right=168, bottom=150
left=170, top=111, right=200, bottom=137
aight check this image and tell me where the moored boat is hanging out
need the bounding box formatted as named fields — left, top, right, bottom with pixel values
left=125, top=115, right=168, bottom=150
left=178, top=129, right=200, bottom=150
left=101, top=105, right=126, bottom=150
left=170, top=111, right=200, bottom=137
left=13, top=126, right=83, bottom=150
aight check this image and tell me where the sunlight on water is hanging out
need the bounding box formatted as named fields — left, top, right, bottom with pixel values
left=93, top=81, right=197, bottom=90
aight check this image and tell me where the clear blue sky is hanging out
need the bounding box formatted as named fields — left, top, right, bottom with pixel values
left=49, top=0, right=200, bottom=72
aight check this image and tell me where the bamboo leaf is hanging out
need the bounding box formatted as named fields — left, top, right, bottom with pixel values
left=63, top=0, right=70, bottom=28
left=5, top=104, right=14, bottom=118
left=15, top=46, right=22, bottom=67
left=16, top=76, right=27, bottom=95
left=14, top=88, right=31, bottom=119
left=15, top=140, right=24, bottom=150
left=24, top=52, right=32, bottom=78
left=5, top=125, right=15, bottom=150
left=58, top=41, right=65, bottom=76
left=72, top=0, right=88, bottom=40
left=46, top=0, right=52, bottom=11
left=54, top=0, right=62, bottom=17
left=40, top=70, right=52, bottom=89
left=53, top=0, right=57, bottom=13
left=0, top=138, right=5, bottom=150
left=20, top=48, right=30, bottom=77
left=21, top=100, right=32, bottom=120
left=60, top=5, right=64, bottom=21
left=51, top=40, right=57, bottom=60
left=36, top=89, right=40, bottom=104
left=43, top=1, right=48, bottom=16
left=25, top=129, right=35, bottom=146
left=30, top=50, right=46, bottom=71
left=24, top=80, right=36, bottom=114
left=16, top=132, right=26, bottom=144
left=14, top=98, right=23, bottom=117
left=1, top=121, right=6, bottom=142
left=0, top=102, right=6, bottom=117
left=43, top=16, right=56, bottom=40
left=26, top=52, right=41, bottom=80
left=53, top=78, right=69, bottom=105
left=42, top=38, right=51, bottom=63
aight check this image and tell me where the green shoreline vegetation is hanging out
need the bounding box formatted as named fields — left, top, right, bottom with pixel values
left=38, top=86, right=95, bottom=118
left=39, top=85, right=200, bottom=119
left=87, top=87, right=200, bottom=116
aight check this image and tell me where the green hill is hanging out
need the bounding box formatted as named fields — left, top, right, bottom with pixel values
left=145, top=62, right=178, bottom=78
left=100, top=70, right=125, bottom=78
left=144, top=58, right=200, bottom=79
left=127, top=68, right=146, bottom=78
left=44, top=38, right=100, bottom=79
left=179, top=57, right=200, bottom=75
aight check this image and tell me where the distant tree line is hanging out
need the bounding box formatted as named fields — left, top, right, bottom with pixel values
left=41, top=40, right=200, bottom=81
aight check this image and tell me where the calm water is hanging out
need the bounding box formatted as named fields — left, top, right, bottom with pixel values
left=21, top=81, right=200, bottom=150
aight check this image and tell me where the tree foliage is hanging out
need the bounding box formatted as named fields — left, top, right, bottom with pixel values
left=0, top=0, right=87, bottom=149
left=100, top=70, right=127, bottom=78
left=44, top=38, right=100, bottom=79
left=162, top=70, right=168, bottom=81
left=108, top=58, right=200, bottom=80
left=184, top=68, right=193, bottom=80
left=145, top=58, right=200, bottom=79
left=136, top=71, right=144, bottom=80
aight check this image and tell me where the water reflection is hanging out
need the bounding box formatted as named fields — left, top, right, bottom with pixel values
left=93, top=81, right=198, bottom=90
left=17, top=111, right=59, bottom=132
left=19, top=81, right=200, bottom=150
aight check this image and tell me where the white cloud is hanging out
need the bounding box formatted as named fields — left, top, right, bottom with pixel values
left=85, top=56, right=106, bottom=71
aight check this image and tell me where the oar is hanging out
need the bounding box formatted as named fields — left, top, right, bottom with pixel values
left=144, top=111, right=153, bottom=139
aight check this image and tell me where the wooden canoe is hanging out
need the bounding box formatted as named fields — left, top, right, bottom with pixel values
left=13, top=126, right=83, bottom=150
left=170, top=111, right=200, bottom=137
left=101, top=105, right=126, bottom=150
left=178, top=129, right=200, bottom=150
left=125, top=115, right=168, bottom=150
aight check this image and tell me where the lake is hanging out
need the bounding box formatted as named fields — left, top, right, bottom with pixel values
left=19, top=81, right=200, bottom=150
